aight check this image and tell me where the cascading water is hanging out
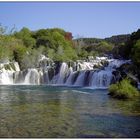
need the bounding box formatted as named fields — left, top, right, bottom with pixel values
left=65, top=67, right=74, bottom=85
left=24, top=69, right=40, bottom=85
left=41, top=70, right=50, bottom=84
left=0, top=56, right=131, bottom=88
left=87, top=59, right=131, bottom=88
left=0, top=62, right=20, bottom=84
left=0, top=72, right=13, bottom=84
left=51, top=62, right=69, bottom=85
left=89, top=70, right=113, bottom=88
left=74, top=71, right=86, bottom=86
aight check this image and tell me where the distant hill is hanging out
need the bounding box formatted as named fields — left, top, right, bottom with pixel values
left=73, top=34, right=131, bottom=56
left=74, top=37, right=103, bottom=47
left=105, top=34, right=130, bottom=45
left=74, top=34, right=130, bottom=46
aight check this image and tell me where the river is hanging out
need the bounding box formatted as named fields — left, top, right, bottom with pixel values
left=0, top=85, right=140, bottom=138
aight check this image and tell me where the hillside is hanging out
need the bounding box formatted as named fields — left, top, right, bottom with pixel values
left=73, top=34, right=130, bottom=57
left=105, top=34, right=130, bottom=45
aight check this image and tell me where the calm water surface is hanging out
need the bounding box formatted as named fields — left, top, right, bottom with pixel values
left=0, top=85, right=140, bottom=138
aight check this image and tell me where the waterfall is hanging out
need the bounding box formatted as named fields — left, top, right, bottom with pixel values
left=51, top=62, right=69, bottom=85
left=0, top=62, right=20, bottom=84
left=24, top=69, right=40, bottom=85
left=74, top=71, right=86, bottom=86
left=0, top=72, right=13, bottom=84
left=14, top=62, right=20, bottom=71
left=65, top=67, right=74, bottom=85
left=43, top=70, right=50, bottom=84
left=89, top=70, right=113, bottom=88
left=0, top=56, right=131, bottom=88
left=77, top=62, right=94, bottom=71
left=14, top=71, right=26, bottom=84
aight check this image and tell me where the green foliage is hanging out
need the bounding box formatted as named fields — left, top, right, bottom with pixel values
left=34, top=28, right=77, bottom=62
left=74, top=38, right=113, bottom=58
left=105, top=34, right=130, bottom=45
left=0, top=24, right=139, bottom=68
left=14, top=27, right=36, bottom=48
left=53, top=45, right=78, bottom=62
left=50, top=28, right=66, bottom=36
left=64, top=45, right=78, bottom=61
left=78, top=50, right=88, bottom=59
left=0, top=45, right=10, bottom=62
left=13, top=46, right=45, bottom=70
left=0, top=25, right=79, bottom=68
left=51, top=31, right=66, bottom=49
left=0, top=35, right=23, bottom=62
left=131, top=39, right=140, bottom=65
left=34, top=29, right=54, bottom=49
left=109, top=78, right=139, bottom=99
left=13, top=45, right=28, bottom=69
left=21, top=47, right=45, bottom=69
left=117, top=29, right=140, bottom=59
left=89, top=51, right=99, bottom=57
left=47, top=48, right=55, bottom=60
left=34, top=28, right=66, bottom=50
left=96, top=41, right=113, bottom=53
left=75, top=38, right=103, bottom=46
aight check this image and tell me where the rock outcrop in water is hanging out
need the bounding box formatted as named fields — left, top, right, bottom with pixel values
left=0, top=55, right=132, bottom=88
left=111, top=62, right=139, bottom=87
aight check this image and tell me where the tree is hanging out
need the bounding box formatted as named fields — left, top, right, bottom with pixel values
left=0, top=24, right=7, bottom=35
left=13, top=45, right=27, bottom=69
left=132, top=39, right=140, bottom=65
left=47, top=48, right=55, bottom=59
left=120, top=29, right=140, bottom=59
left=14, top=27, right=36, bottom=48
left=96, top=41, right=113, bottom=54
left=0, top=35, right=23, bottom=62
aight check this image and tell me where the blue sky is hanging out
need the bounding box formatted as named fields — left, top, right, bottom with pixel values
left=0, top=2, right=140, bottom=38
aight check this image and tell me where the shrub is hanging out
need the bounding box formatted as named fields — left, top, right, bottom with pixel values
left=13, top=45, right=28, bottom=69
left=132, top=39, right=140, bottom=65
left=109, top=78, right=139, bottom=99
left=0, top=36, right=19, bottom=61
